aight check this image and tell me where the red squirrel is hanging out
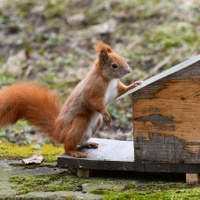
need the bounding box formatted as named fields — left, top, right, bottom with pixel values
left=0, top=41, right=142, bottom=158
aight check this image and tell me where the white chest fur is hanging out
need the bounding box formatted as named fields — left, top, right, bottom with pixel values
left=104, top=79, right=118, bottom=105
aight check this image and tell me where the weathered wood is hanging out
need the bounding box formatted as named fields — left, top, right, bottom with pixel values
left=186, top=174, right=200, bottom=183
left=132, top=57, right=200, bottom=163
left=76, top=169, right=94, bottom=178
left=58, top=138, right=134, bottom=163
left=57, top=138, right=200, bottom=174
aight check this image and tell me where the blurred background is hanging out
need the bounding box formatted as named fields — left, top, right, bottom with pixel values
left=0, top=0, right=200, bottom=145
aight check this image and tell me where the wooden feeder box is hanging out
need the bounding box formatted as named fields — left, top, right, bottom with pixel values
left=57, top=55, right=200, bottom=182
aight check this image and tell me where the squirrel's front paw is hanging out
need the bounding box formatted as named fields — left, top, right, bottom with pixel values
left=134, top=80, right=143, bottom=87
left=131, top=81, right=143, bottom=89
left=103, top=113, right=112, bottom=126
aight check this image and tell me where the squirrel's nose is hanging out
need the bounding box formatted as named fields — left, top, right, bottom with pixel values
left=125, top=66, right=132, bottom=74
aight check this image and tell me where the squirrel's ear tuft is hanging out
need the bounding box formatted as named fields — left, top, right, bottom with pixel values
left=95, top=40, right=112, bottom=53
left=95, top=41, right=113, bottom=66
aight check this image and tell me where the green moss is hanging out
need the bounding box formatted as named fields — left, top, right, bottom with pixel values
left=39, top=144, right=64, bottom=162
left=91, top=182, right=200, bottom=199
left=65, top=196, right=75, bottom=200
left=9, top=172, right=126, bottom=195
left=91, top=190, right=110, bottom=195
left=0, top=142, right=63, bottom=162
left=123, top=183, right=136, bottom=190
left=7, top=168, right=200, bottom=199
left=102, top=188, right=200, bottom=200
left=9, top=172, right=74, bottom=194
left=0, top=143, right=35, bottom=160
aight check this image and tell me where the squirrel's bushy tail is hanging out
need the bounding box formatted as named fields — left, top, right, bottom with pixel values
left=0, top=82, right=62, bottom=136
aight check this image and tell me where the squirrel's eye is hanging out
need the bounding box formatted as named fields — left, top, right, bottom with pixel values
left=111, top=63, right=118, bottom=69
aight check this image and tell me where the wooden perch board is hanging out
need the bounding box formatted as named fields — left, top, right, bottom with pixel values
left=57, top=138, right=200, bottom=174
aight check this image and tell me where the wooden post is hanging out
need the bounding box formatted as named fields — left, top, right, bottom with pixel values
left=186, top=173, right=200, bottom=183
left=76, top=169, right=95, bottom=178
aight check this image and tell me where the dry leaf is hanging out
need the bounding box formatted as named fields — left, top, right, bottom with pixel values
left=22, top=155, right=44, bottom=165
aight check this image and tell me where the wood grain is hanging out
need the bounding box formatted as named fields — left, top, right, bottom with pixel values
left=132, top=60, right=200, bottom=163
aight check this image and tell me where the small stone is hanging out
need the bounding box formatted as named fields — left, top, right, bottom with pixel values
left=67, top=14, right=86, bottom=26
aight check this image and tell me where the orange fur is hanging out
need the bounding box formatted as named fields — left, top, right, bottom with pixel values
left=0, top=41, right=142, bottom=158
left=0, top=82, right=61, bottom=135
left=95, top=40, right=113, bottom=53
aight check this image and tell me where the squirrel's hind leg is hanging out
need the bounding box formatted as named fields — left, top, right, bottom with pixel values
left=64, top=137, right=88, bottom=158
left=64, top=138, right=88, bottom=158
left=62, top=115, right=90, bottom=158
left=82, top=116, right=102, bottom=149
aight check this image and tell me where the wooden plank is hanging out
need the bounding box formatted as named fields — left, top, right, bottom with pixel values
left=57, top=138, right=200, bottom=174
left=132, top=62, right=200, bottom=163
left=74, top=138, right=134, bottom=162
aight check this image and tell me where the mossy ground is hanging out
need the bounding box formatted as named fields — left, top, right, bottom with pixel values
left=0, top=142, right=63, bottom=162
left=94, top=182, right=200, bottom=200
left=1, top=143, right=200, bottom=199
left=9, top=171, right=74, bottom=195
left=7, top=170, right=200, bottom=199
left=101, top=188, right=200, bottom=200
